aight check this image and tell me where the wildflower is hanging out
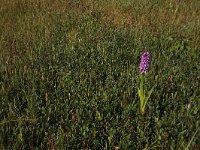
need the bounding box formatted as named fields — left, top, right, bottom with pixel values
left=138, top=51, right=155, bottom=115
left=139, top=52, right=150, bottom=74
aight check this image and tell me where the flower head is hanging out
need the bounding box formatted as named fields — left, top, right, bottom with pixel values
left=139, top=52, right=150, bottom=74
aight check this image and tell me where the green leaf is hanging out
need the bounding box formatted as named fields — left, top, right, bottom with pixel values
left=142, top=85, right=155, bottom=110
left=138, top=88, right=141, bottom=98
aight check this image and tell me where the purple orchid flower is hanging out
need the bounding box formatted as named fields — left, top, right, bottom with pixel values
left=139, top=52, right=150, bottom=74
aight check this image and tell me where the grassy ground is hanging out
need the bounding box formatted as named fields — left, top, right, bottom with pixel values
left=0, top=0, right=200, bottom=149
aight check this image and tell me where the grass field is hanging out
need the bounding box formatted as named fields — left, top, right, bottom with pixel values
left=0, top=0, right=200, bottom=149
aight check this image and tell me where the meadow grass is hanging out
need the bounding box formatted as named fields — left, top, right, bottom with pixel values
left=0, top=0, right=200, bottom=149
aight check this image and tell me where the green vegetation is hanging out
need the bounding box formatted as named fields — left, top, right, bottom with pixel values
left=0, top=0, right=199, bottom=149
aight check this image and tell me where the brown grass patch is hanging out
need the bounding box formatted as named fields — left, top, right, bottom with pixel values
left=0, top=0, right=200, bottom=47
